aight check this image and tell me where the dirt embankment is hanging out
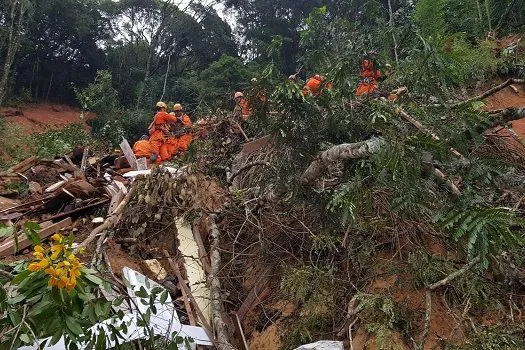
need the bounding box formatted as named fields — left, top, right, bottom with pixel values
left=0, top=103, right=92, bottom=134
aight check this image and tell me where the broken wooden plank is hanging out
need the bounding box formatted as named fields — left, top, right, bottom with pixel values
left=81, top=147, right=89, bottom=172
left=241, top=135, right=271, bottom=155
left=45, top=180, right=68, bottom=193
left=119, top=138, right=138, bottom=170
left=237, top=268, right=272, bottom=322
left=0, top=195, right=54, bottom=214
left=162, top=250, right=213, bottom=332
left=140, top=259, right=168, bottom=280
left=2, top=156, right=38, bottom=175
left=0, top=217, right=72, bottom=257
left=43, top=199, right=109, bottom=222
left=192, top=223, right=212, bottom=274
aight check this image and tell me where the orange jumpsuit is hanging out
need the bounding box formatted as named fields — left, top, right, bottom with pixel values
left=133, top=140, right=153, bottom=158
left=303, top=77, right=322, bottom=96
left=356, top=59, right=382, bottom=96
left=236, top=98, right=251, bottom=120
left=149, top=111, right=179, bottom=161
left=159, top=114, right=193, bottom=160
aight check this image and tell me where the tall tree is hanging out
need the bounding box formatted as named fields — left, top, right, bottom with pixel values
left=0, top=0, right=32, bottom=105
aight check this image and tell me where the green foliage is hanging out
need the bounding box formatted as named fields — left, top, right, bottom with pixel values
left=435, top=206, right=524, bottom=268
left=280, top=265, right=335, bottom=305
left=355, top=293, right=413, bottom=349
left=32, top=124, right=100, bottom=158
left=280, top=313, right=332, bottom=350
left=408, top=251, right=498, bottom=312
left=75, top=70, right=120, bottom=116
left=447, top=327, right=525, bottom=349
left=413, top=0, right=447, bottom=38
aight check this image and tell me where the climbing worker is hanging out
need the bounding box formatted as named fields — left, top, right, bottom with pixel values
left=234, top=92, right=251, bottom=120
left=148, top=101, right=180, bottom=163
left=355, top=52, right=382, bottom=97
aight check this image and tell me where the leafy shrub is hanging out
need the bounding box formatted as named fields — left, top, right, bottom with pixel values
left=32, top=124, right=101, bottom=158
left=281, top=265, right=335, bottom=305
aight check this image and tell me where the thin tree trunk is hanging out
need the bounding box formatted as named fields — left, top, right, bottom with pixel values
left=484, top=0, right=492, bottom=33
left=45, top=71, right=54, bottom=103
left=0, top=1, right=26, bottom=106
left=387, top=0, right=399, bottom=65
left=475, top=0, right=484, bottom=31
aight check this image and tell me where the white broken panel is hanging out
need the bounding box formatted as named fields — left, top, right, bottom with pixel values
left=295, top=341, right=344, bottom=350
left=17, top=268, right=212, bottom=350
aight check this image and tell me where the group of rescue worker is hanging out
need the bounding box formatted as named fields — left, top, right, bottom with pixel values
left=132, top=102, right=192, bottom=164
left=132, top=52, right=392, bottom=165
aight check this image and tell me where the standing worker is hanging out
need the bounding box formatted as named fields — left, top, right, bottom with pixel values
left=234, top=92, right=251, bottom=120
left=148, top=101, right=180, bottom=163
left=303, top=74, right=333, bottom=96
left=171, top=103, right=193, bottom=159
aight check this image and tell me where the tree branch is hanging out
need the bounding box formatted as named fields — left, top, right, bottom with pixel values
left=301, top=137, right=386, bottom=185
left=453, top=79, right=525, bottom=107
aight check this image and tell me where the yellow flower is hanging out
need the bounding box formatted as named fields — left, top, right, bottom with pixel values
left=33, top=251, right=45, bottom=260
left=34, top=245, right=45, bottom=253
left=51, top=233, right=63, bottom=242
left=50, top=244, right=64, bottom=260
left=65, top=276, right=77, bottom=291
left=28, top=262, right=41, bottom=271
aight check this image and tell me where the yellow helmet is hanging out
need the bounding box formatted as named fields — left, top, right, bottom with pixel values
left=156, top=101, right=167, bottom=109
left=173, top=103, right=183, bottom=111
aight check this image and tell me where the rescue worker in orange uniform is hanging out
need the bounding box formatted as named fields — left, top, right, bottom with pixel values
left=234, top=92, right=251, bottom=120
left=355, top=55, right=382, bottom=97
left=303, top=74, right=333, bottom=96
left=160, top=103, right=193, bottom=160
left=148, top=101, right=180, bottom=163
left=133, top=135, right=157, bottom=163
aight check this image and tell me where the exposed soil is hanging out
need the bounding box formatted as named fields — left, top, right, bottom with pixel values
left=0, top=103, right=92, bottom=134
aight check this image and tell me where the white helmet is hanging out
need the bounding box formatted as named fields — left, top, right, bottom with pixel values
left=234, top=92, right=243, bottom=98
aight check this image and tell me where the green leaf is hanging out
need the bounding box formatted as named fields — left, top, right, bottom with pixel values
left=113, top=296, right=124, bottom=307
left=12, top=270, right=31, bottom=285
left=23, top=222, right=41, bottom=246
left=50, top=328, right=63, bottom=346
left=28, top=299, right=54, bottom=318
left=0, top=225, right=14, bottom=238
left=160, top=290, right=169, bottom=304
left=135, top=286, right=148, bottom=299
left=66, top=316, right=84, bottom=336
left=82, top=272, right=103, bottom=285
left=7, top=294, right=26, bottom=305
left=19, top=333, right=30, bottom=344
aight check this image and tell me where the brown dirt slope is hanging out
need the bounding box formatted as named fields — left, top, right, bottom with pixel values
left=0, top=103, right=91, bottom=134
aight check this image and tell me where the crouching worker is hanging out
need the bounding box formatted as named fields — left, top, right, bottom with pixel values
left=148, top=101, right=180, bottom=163
left=132, top=135, right=157, bottom=164
left=159, top=103, right=193, bottom=160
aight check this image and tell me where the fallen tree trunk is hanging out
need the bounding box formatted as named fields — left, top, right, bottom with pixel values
left=453, top=79, right=525, bottom=107
left=208, top=214, right=236, bottom=350
left=301, top=137, right=386, bottom=184
left=302, top=137, right=461, bottom=194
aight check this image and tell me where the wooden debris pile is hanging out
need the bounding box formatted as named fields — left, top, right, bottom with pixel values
left=0, top=149, right=132, bottom=258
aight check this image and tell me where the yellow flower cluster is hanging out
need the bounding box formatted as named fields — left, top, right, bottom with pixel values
left=28, top=233, right=83, bottom=291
